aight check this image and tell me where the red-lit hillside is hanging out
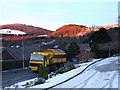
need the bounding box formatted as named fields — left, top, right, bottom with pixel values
left=49, top=24, right=89, bottom=38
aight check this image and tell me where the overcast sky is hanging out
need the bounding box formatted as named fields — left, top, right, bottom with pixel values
left=0, top=0, right=119, bottom=31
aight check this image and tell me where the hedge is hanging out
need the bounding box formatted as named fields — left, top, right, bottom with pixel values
left=1, top=60, right=29, bottom=71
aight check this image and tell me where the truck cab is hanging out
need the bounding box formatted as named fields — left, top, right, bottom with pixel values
left=29, top=52, right=49, bottom=71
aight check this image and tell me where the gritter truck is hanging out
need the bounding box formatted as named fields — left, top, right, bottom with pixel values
left=29, top=49, right=67, bottom=72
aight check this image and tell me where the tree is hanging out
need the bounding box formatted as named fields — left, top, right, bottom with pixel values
left=66, top=42, right=80, bottom=60
left=88, top=28, right=112, bottom=43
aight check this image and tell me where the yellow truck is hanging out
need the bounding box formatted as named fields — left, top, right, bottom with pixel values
left=29, top=49, right=67, bottom=72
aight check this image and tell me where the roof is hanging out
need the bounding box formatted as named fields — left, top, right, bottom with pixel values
left=0, top=47, right=9, bottom=53
left=79, top=44, right=91, bottom=51
left=7, top=45, right=40, bottom=60
left=0, top=47, right=16, bottom=60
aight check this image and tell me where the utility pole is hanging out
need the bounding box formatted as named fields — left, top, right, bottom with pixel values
left=22, top=34, right=24, bottom=68
left=108, top=47, right=110, bottom=57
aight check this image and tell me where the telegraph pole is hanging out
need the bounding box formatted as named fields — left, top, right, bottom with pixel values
left=22, top=34, right=24, bottom=68
left=108, top=47, right=110, bottom=57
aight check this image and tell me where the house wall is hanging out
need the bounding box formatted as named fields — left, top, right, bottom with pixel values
left=77, top=50, right=93, bottom=62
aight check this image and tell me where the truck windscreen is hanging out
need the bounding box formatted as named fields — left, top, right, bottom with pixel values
left=30, top=54, right=43, bottom=61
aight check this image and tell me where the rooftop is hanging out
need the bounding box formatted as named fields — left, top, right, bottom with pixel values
left=79, top=44, right=91, bottom=51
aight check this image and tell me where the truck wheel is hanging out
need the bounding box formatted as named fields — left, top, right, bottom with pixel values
left=38, top=66, right=41, bottom=72
left=60, top=62, right=64, bottom=67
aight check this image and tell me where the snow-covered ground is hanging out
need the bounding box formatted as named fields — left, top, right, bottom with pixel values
left=54, top=56, right=119, bottom=88
left=5, top=56, right=119, bottom=89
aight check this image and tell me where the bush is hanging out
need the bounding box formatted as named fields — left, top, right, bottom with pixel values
left=65, top=63, right=75, bottom=71
left=2, top=60, right=29, bottom=70
left=38, top=65, right=48, bottom=80
left=55, top=63, right=75, bottom=74
left=56, top=67, right=65, bottom=74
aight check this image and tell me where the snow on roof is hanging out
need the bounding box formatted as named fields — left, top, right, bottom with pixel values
left=0, top=29, right=26, bottom=35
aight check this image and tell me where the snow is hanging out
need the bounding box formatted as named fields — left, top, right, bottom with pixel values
left=54, top=57, right=118, bottom=88
left=0, top=29, right=26, bottom=35
left=5, top=56, right=119, bottom=89
left=9, top=78, right=38, bottom=88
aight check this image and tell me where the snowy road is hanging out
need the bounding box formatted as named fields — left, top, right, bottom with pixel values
left=54, top=57, right=119, bottom=88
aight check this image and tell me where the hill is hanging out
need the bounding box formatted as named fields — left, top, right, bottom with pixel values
left=0, top=23, right=52, bottom=35
left=102, top=24, right=119, bottom=30
left=49, top=24, right=89, bottom=38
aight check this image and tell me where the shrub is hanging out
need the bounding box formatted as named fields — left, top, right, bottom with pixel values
left=2, top=60, right=29, bottom=70
left=56, top=63, right=75, bottom=74
left=56, top=67, right=65, bottom=74
left=38, top=65, right=48, bottom=80
left=65, top=63, right=75, bottom=71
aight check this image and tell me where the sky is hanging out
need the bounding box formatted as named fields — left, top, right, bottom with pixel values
left=0, top=0, right=119, bottom=31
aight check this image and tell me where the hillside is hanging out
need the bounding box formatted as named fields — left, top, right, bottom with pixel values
left=0, top=23, right=52, bottom=35
left=102, top=24, right=119, bottom=30
left=49, top=24, right=89, bottom=38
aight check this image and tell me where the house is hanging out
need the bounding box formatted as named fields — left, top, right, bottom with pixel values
left=0, top=47, right=16, bottom=60
left=77, top=43, right=93, bottom=62
left=7, top=45, right=40, bottom=60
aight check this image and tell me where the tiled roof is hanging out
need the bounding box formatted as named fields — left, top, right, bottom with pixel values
left=79, top=44, right=91, bottom=51
left=7, top=45, right=40, bottom=60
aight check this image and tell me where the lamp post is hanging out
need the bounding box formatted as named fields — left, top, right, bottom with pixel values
left=22, top=34, right=24, bottom=68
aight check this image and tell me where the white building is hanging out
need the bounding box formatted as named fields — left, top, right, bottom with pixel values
left=0, top=29, right=26, bottom=35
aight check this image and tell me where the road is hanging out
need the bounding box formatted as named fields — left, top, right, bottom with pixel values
left=2, top=68, right=37, bottom=88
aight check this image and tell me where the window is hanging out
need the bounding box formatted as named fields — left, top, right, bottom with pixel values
left=30, top=54, right=43, bottom=61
